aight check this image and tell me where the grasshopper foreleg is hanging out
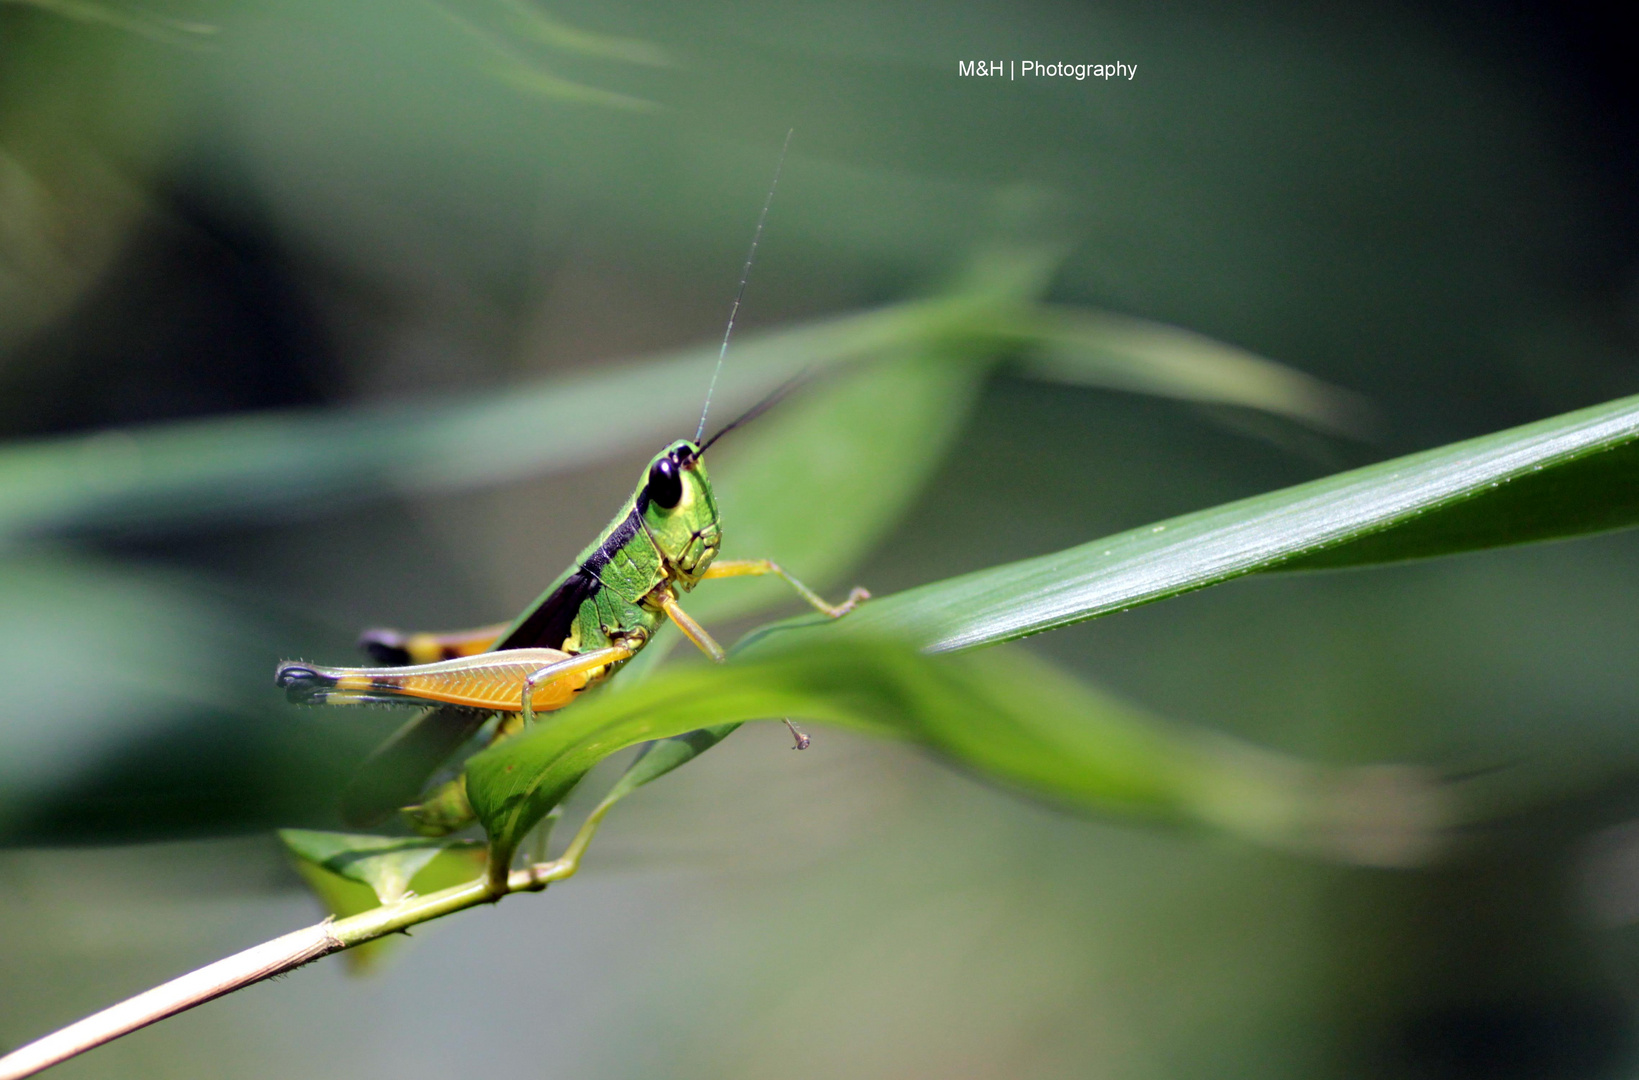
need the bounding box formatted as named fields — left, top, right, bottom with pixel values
left=659, top=591, right=728, bottom=662
left=701, top=559, right=870, bottom=617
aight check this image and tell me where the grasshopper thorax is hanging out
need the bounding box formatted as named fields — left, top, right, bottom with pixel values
left=639, top=439, right=720, bottom=589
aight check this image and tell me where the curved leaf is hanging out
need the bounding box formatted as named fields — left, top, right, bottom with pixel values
left=465, top=639, right=1447, bottom=873
left=0, top=272, right=1355, bottom=547
left=278, top=829, right=483, bottom=904
left=1013, top=306, right=1373, bottom=436
left=741, top=392, right=1639, bottom=653
left=0, top=297, right=969, bottom=545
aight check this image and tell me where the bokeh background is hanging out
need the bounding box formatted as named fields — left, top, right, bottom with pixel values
left=4, top=1, right=1639, bottom=1077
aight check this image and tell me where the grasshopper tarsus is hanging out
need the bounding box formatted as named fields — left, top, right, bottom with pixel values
left=782, top=718, right=811, bottom=750
left=830, top=586, right=872, bottom=618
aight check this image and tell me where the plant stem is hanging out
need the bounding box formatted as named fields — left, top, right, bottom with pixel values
left=0, top=844, right=593, bottom=1079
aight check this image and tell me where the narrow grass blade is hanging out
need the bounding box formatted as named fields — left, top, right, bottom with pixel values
left=747, top=392, right=1639, bottom=653
left=1014, top=306, right=1373, bottom=436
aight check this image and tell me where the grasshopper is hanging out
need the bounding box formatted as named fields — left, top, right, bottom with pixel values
left=276, top=419, right=867, bottom=831
left=276, top=133, right=865, bottom=832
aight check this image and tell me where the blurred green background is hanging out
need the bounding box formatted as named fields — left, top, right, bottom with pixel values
left=3, top=0, right=1639, bottom=1077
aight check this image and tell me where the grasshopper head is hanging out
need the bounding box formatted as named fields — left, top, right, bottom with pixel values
left=640, top=439, right=720, bottom=588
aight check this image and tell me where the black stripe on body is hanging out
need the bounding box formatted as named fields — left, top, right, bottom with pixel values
left=500, top=568, right=601, bottom=651
left=582, top=505, right=644, bottom=579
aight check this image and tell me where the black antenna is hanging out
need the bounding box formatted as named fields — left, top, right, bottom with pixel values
left=695, top=128, right=794, bottom=443
left=697, top=372, right=808, bottom=455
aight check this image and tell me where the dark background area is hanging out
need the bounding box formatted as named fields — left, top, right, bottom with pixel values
left=3, top=1, right=1639, bottom=1077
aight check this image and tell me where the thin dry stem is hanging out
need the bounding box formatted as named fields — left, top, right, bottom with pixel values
left=0, top=850, right=589, bottom=1079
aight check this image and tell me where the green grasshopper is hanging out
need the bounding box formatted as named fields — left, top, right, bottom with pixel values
left=276, top=414, right=868, bottom=832
left=276, top=134, right=867, bottom=833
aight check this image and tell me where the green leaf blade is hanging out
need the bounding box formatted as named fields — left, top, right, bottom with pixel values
left=757, top=392, right=1639, bottom=653
left=465, top=640, right=1447, bottom=870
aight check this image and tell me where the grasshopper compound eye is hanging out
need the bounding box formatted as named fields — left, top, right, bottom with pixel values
left=647, top=455, right=683, bottom=509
